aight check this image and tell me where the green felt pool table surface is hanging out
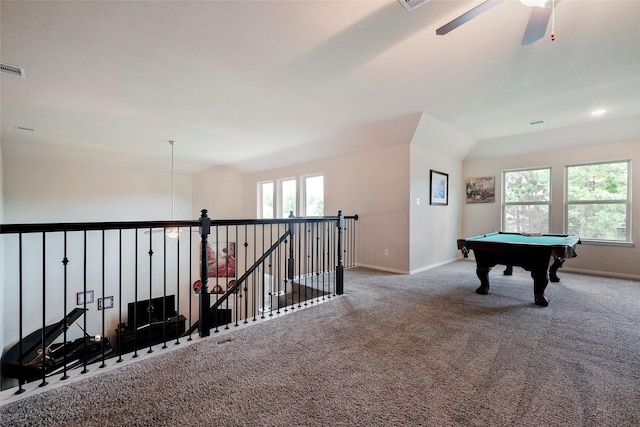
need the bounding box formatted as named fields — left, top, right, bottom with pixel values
left=463, top=231, right=579, bottom=247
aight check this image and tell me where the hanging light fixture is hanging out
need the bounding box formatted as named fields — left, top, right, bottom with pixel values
left=166, top=140, right=180, bottom=239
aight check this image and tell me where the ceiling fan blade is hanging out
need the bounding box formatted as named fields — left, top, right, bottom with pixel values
left=436, top=0, right=503, bottom=36
left=521, top=5, right=554, bottom=45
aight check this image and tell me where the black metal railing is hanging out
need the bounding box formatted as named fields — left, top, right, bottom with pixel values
left=0, top=210, right=357, bottom=395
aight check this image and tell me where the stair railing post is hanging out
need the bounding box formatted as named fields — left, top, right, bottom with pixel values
left=287, top=212, right=295, bottom=283
left=199, top=209, right=211, bottom=337
left=336, top=210, right=345, bottom=295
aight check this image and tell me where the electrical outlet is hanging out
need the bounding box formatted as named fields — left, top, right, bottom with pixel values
left=384, top=249, right=389, bottom=256
left=416, top=198, right=420, bottom=205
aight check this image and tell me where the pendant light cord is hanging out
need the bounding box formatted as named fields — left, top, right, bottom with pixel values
left=550, top=0, right=556, bottom=41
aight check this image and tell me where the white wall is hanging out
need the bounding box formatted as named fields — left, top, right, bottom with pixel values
left=409, top=145, right=462, bottom=273
left=0, top=141, right=5, bottom=382
left=1, top=142, right=196, bottom=390
left=241, top=144, right=412, bottom=273
left=462, top=140, right=640, bottom=278
left=407, top=113, right=469, bottom=273
left=3, top=142, right=191, bottom=223
left=191, top=165, right=244, bottom=220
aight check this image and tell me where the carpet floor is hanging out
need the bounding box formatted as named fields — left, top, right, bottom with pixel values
left=1, top=260, right=639, bottom=426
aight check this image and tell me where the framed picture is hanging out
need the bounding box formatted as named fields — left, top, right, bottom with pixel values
left=465, top=176, right=496, bottom=203
left=76, top=290, right=94, bottom=305
left=203, top=241, right=237, bottom=294
left=430, top=170, right=449, bottom=206
left=98, top=296, right=114, bottom=310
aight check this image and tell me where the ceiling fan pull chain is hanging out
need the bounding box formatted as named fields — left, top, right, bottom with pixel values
left=550, top=0, right=556, bottom=41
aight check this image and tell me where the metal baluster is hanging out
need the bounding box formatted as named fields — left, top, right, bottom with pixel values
left=162, top=228, right=168, bottom=349
left=275, top=224, right=282, bottom=314
left=133, top=230, right=139, bottom=358
left=146, top=229, right=154, bottom=354
left=16, top=234, right=25, bottom=394
left=187, top=227, right=193, bottom=341
left=117, top=229, right=124, bottom=362
left=175, top=227, right=181, bottom=346
left=100, top=229, right=107, bottom=368
left=61, top=231, right=71, bottom=378
left=268, top=223, right=274, bottom=317
left=79, top=232, right=88, bottom=374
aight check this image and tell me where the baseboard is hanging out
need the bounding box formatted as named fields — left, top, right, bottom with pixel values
left=352, top=263, right=409, bottom=275
left=351, top=260, right=640, bottom=281
left=352, top=258, right=461, bottom=276
left=409, top=258, right=460, bottom=275
left=562, top=267, right=640, bottom=281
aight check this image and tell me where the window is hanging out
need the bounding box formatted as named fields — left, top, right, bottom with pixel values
left=280, top=178, right=297, bottom=218
left=303, top=175, right=324, bottom=216
left=502, top=168, right=551, bottom=233
left=566, top=160, right=630, bottom=242
left=259, top=182, right=274, bottom=219
left=258, top=174, right=324, bottom=218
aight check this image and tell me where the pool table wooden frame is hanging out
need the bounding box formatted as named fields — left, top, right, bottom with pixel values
left=457, top=232, right=581, bottom=307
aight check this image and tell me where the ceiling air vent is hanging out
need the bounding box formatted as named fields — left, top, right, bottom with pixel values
left=1, top=63, right=26, bottom=78
left=398, top=0, right=432, bottom=12
left=528, top=119, right=545, bottom=126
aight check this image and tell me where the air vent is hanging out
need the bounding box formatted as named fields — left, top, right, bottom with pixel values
left=528, top=119, right=545, bottom=126
left=398, top=0, right=431, bottom=12
left=1, top=63, right=26, bottom=78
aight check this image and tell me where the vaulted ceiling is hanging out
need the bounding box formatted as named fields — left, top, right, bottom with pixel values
left=2, top=1, right=639, bottom=173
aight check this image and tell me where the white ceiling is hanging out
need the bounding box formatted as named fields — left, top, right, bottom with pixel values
left=1, top=0, right=639, bottom=174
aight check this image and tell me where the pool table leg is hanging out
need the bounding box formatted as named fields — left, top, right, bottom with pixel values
left=475, top=266, right=491, bottom=295
left=531, top=270, right=549, bottom=307
left=549, top=257, right=565, bottom=283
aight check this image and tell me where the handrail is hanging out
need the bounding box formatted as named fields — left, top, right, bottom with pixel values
left=0, top=220, right=200, bottom=234
left=1, top=210, right=358, bottom=395
left=0, top=215, right=358, bottom=234
left=183, top=227, right=293, bottom=337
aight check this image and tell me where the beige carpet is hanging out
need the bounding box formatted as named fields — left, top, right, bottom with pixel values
left=1, top=261, right=639, bottom=426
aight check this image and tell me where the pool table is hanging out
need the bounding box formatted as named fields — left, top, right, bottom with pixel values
left=457, top=232, right=580, bottom=307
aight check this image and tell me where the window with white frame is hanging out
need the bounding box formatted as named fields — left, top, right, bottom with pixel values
left=502, top=168, right=551, bottom=233
left=566, top=160, right=630, bottom=242
left=259, top=181, right=274, bottom=219
left=303, top=174, right=324, bottom=216
left=258, top=174, right=324, bottom=219
left=280, top=178, right=297, bottom=218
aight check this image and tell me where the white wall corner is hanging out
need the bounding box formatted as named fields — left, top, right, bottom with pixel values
left=409, top=113, right=476, bottom=160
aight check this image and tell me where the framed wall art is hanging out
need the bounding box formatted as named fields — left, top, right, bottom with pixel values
left=465, top=176, right=496, bottom=203
left=430, top=170, right=449, bottom=206
left=76, top=290, right=94, bottom=305
left=98, top=296, right=114, bottom=310
left=206, top=241, right=237, bottom=294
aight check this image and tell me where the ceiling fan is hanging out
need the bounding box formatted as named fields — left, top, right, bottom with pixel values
left=435, top=0, right=561, bottom=45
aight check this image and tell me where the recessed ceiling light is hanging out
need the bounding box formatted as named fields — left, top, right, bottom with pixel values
left=591, top=109, right=607, bottom=117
